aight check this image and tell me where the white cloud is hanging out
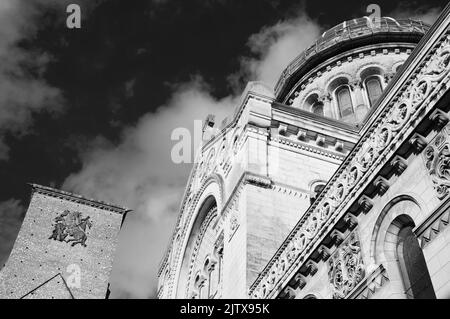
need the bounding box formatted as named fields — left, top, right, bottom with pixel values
left=0, top=0, right=108, bottom=160
left=389, top=3, right=442, bottom=26
left=233, top=13, right=321, bottom=89
left=63, top=78, right=235, bottom=298
left=0, top=0, right=65, bottom=159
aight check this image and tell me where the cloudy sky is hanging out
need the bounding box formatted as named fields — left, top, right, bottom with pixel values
left=0, top=0, right=446, bottom=298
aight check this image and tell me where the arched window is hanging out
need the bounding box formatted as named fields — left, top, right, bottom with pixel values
left=336, top=86, right=353, bottom=117
left=214, top=243, right=224, bottom=296
left=311, top=101, right=324, bottom=116
left=397, top=225, right=436, bottom=299
left=365, top=76, right=383, bottom=107
left=194, top=272, right=207, bottom=299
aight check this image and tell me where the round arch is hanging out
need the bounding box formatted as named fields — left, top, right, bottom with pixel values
left=370, top=195, right=422, bottom=265
left=369, top=195, right=436, bottom=298
left=171, top=175, right=225, bottom=298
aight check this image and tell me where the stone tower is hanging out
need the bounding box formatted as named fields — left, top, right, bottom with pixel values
left=0, top=184, right=129, bottom=299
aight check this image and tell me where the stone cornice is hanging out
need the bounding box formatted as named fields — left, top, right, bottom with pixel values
left=249, top=5, right=450, bottom=298
left=29, top=183, right=130, bottom=215
left=273, top=102, right=359, bottom=135
left=271, top=135, right=346, bottom=161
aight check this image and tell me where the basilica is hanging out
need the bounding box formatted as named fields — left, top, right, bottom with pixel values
left=158, top=6, right=450, bottom=299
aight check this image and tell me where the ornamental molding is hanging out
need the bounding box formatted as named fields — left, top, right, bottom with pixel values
left=250, top=25, right=450, bottom=298
left=355, top=61, right=388, bottom=80
left=185, top=206, right=218, bottom=298
left=271, top=135, right=346, bottom=161
left=244, top=173, right=272, bottom=188
left=158, top=172, right=225, bottom=294
left=30, top=184, right=130, bottom=214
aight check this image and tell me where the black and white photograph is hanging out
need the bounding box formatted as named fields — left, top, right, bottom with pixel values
left=0, top=0, right=449, bottom=307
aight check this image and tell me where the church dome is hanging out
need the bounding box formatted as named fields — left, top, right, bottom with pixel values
left=275, top=17, right=429, bottom=124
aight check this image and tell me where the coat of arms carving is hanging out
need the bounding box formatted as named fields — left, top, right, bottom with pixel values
left=49, top=210, right=93, bottom=247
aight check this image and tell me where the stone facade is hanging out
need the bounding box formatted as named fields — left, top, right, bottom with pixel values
left=159, top=10, right=450, bottom=299
left=0, top=184, right=129, bottom=299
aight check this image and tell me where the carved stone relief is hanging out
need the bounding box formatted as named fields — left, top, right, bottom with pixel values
left=49, top=210, right=92, bottom=247
left=423, top=123, right=450, bottom=199
left=327, top=232, right=365, bottom=299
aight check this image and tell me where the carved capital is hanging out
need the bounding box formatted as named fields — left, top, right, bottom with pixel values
left=384, top=72, right=395, bottom=84
left=349, top=79, right=363, bottom=90
left=319, top=93, right=332, bottom=102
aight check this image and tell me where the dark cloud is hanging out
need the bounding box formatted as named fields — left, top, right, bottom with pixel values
left=0, top=199, right=25, bottom=267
